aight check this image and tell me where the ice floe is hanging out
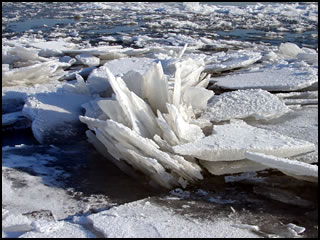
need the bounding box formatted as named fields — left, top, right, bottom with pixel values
left=245, top=151, right=318, bottom=183
left=204, top=50, right=262, bottom=73
left=200, top=89, right=291, bottom=122
left=211, top=66, right=318, bottom=91
left=173, top=120, right=315, bottom=162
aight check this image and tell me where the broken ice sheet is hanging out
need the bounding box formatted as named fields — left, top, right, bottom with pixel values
left=199, top=159, right=268, bottom=176
left=211, top=66, right=318, bottom=92
left=22, top=91, right=92, bottom=144
left=200, top=89, right=291, bottom=122
left=245, top=151, right=318, bottom=183
left=204, top=50, right=262, bottom=73
left=173, top=120, right=315, bottom=162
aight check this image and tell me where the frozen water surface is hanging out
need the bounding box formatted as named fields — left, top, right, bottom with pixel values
left=2, top=1, right=318, bottom=238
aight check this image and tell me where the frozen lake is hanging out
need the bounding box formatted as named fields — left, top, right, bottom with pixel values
left=2, top=2, right=318, bottom=238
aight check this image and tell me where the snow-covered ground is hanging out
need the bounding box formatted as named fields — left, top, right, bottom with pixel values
left=2, top=2, right=318, bottom=238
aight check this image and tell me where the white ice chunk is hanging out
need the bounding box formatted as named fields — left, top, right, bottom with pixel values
left=282, top=98, right=318, bottom=105
left=173, top=120, right=315, bottom=161
left=212, top=67, right=318, bottom=91
left=75, top=54, right=100, bottom=67
left=22, top=92, right=92, bottom=144
left=143, top=62, right=169, bottom=113
left=86, top=66, right=112, bottom=96
left=279, top=42, right=303, bottom=58
left=2, top=60, right=66, bottom=87
left=204, top=51, right=262, bottom=73
left=245, top=151, right=318, bottom=182
left=275, top=91, right=318, bottom=99
left=103, top=57, right=155, bottom=77
left=199, top=159, right=268, bottom=176
left=182, top=87, right=214, bottom=110
left=102, top=57, right=154, bottom=97
left=201, top=89, right=291, bottom=122
left=105, top=68, right=161, bottom=138
left=166, top=103, right=205, bottom=143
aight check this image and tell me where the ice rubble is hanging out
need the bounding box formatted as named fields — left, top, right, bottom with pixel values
left=77, top=54, right=316, bottom=188
left=1, top=34, right=317, bottom=189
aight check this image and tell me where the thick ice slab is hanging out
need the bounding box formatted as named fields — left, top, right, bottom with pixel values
left=212, top=67, right=317, bottom=91
left=204, top=50, right=262, bottom=73
left=182, top=87, right=214, bottom=110
left=201, top=89, right=291, bottom=122
left=75, top=54, right=100, bottom=67
left=173, top=120, right=315, bottom=161
left=2, top=60, right=66, bottom=87
left=2, top=111, right=26, bottom=126
left=245, top=151, right=318, bottom=183
left=247, top=106, right=318, bottom=164
left=199, top=159, right=268, bottom=176
left=87, top=199, right=260, bottom=238
left=19, top=221, right=96, bottom=238
left=103, top=57, right=155, bottom=97
left=22, top=92, right=92, bottom=144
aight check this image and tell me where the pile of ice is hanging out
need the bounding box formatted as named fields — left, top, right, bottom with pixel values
left=2, top=40, right=318, bottom=189
left=74, top=49, right=317, bottom=189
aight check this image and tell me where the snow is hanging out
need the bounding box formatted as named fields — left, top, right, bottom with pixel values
left=87, top=199, right=260, bottom=238
left=173, top=120, right=315, bottom=161
left=201, top=89, right=291, bottom=122
left=19, top=221, right=96, bottom=238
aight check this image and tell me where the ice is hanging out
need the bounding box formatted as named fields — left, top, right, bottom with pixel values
left=204, top=50, right=262, bottom=73
left=200, top=89, right=291, bottom=122
left=87, top=199, right=260, bottom=238
left=103, top=57, right=156, bottom=97
left=75, top=54, right=100, bottom=67
left=2, top=146, right=83, bottom=220
left=19, top=221, right=96, bottom=238
left=1, top=2, right=319, bottom=238
left=143, top=62, right=169, bottom=113
left=212, top=66, right=318, bottom=91
left=78, top=58, right=210, bottom=188
left=2, top=60, right=68, bottom=87
left=173, top=120, right=315, bottom=161
left=86, top=66, right=113, bottom=96
left=182, top=87, right=214, bottom=110
left=245, top=151, right=318, bottom=182
left=22, top=90, right=92, bottom=144
left=2, top=111, right=26, bottom=127
left=199, top=159, right=267, bottom=176
left=279, top=42, right=304, bottom=58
